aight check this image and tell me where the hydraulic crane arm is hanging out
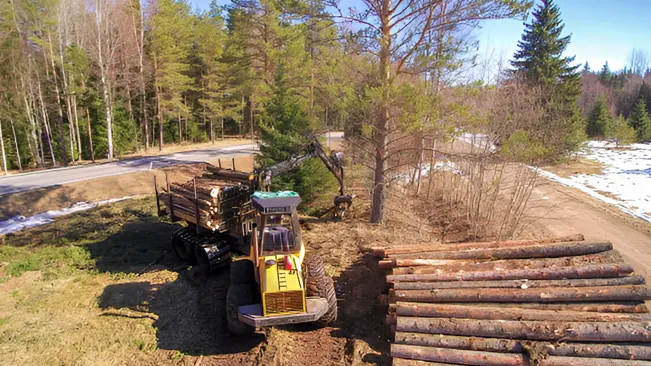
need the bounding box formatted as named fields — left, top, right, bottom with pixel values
left=311, top=139, right=344, bottom=196
left=261, top=137, right=345, bottom=196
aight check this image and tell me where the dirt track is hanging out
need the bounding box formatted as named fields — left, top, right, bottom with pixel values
left=525, top=178, right=651, bottom=282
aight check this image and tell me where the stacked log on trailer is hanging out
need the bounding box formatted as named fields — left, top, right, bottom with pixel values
left=372, top=234, right=651, bottom=365
left=157, top=165, right=255, bottom=233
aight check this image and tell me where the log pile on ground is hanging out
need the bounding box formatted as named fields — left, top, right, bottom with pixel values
left=158, top=165, right=254, bottom=232
left=372, top=234, right=651, bottom=365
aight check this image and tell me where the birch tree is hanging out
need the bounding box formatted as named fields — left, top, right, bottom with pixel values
left=92, top=0, right=116, bottom=159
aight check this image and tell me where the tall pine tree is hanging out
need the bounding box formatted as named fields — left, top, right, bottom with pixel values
left=510, top=0, right=584, bottom=157
left=628, top=98, right=651, bottom=142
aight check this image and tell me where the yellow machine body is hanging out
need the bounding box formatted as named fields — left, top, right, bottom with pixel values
left=258, top=245, right=306, bottom=316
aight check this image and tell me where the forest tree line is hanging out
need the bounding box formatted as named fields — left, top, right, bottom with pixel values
left=0, top=0, right=354, bottom=169
left=1, top=0, right=649, bottom=223
left=582, top=56, right=651, bottom=144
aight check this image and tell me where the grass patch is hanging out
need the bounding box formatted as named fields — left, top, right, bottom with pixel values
left=2, top=197, right=165, bottom=278
left=0, top=318, right=8, bottom=326
left=543, top=157, right=604, bottom=178
left=1, top=244, right=93, bottom=277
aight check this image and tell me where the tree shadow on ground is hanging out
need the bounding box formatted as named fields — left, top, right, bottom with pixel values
left=331, top=253, right=392, bottom=365
left=91, top=217, right=264, bottom=356
left=619, top=168, right=651, bottom=176
left=97, top=273, right=264, bottom=356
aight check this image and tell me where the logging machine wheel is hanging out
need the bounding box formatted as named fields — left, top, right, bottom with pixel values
left=303, top=254, right=337, bottom=323
left=172, top=230, right=194, bottom=264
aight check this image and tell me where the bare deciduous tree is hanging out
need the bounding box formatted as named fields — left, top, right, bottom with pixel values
left=332, top=0, right=531, bottom=223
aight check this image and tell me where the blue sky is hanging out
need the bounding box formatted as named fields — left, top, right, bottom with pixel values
left=480, top=0, right=651, bottom=72
left=189, top=0, right=651, bottom=72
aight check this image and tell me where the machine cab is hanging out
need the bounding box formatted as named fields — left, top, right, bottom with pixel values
left=251, top=191, right=303, bottom=256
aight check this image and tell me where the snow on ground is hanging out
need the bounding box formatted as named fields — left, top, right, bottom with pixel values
left=0, top=196, right=139, bottom=235
left=540, top=141, right=651, bottom=223
left=393, top=161, right=462, bottom=184
left=457, top=133, right=497, bottom=153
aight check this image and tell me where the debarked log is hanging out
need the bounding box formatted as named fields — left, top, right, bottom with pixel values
left=391, top=344, right=651, bottom=365
left=394, top=332, right=651, bottom=360
left=394, top=302, right=651, bottom=322
left=391, top=251, right=622, bottom=273
left=396, top=318, right=651, bottom=342
left=393, top=285, right=651, bottom=303
left=388, top=241, right=613, bottom=260
left=391, top=276, right=645, bottom=290
left=374, top=234, right=586, bottom=257
left=390, top=302, right=648, bottom=313
left=387, top=264, right=634, bottom=283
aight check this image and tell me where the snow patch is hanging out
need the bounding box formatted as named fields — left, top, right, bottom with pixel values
left=393, top=160, right=462, bottom=184
left=0, top=196, right=140, bottom=235
left=539, top=141, right=651, bottom=223
left=457, top=133, right=497, bottom=152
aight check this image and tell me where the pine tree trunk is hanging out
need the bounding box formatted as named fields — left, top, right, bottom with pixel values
left=57, top=14, right=77, bottom=163
left=370, top=0, right=392, bottom=224
left=27, top=73, right=46, bottom=167
left=9, top=117, right=22, bottom=171
left=95, top=0, right=113, bottom=160
left=131, top=0, right=148, bottom=151
left=86, top=108, right=95, bottom=162
left=154, top=54, right=163, bottom=151
left=47, top=31, right=69, bottom=166
left=178, top=109, right=182, bottom=143
left=250, top=95, right=255, bottom=142
left=35, top=71, right=57, bottom=167
left=0, top=120, right=7, bottom=174
left=72, top=94, right=82, bottom=161
left=126, top=83, right=134, bottom=122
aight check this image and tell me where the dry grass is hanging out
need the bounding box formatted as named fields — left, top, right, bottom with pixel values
left=542, top=158, right=604, bottom=178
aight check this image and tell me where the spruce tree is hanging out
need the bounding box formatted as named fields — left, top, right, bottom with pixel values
left=258, top=65, right=312, bottom=167
left=606, top=114, right=636, bottom=147
left=257, top=65, right=335, bottom=203
left=638, top=82, right=651, bottom=112
left=511, top=0, right=580, bottom=87
left=599, top=62, right=612, bottom=84
left=586, top=97, right=612, bottom=138
left=510, top=0, right=584, bottom=157
left=628, top=98, right=651, bottom=142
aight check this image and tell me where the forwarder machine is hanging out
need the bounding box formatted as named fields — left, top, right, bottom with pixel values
left=155, top=138, right=342, bottom=334
left=226, top=191, right=337, bottom=335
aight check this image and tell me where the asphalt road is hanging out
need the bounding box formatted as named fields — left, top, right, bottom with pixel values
left=0, top=144, right=257, bottom=196
left=0, top=132, right=344, bottom=196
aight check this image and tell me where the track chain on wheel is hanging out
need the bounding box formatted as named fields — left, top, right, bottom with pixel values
left=171, top=228, right=231, bottom=272
left=303, top=254, right=337, bottom=323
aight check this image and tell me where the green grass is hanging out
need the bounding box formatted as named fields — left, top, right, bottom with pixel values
left=1, top=244, right=93, bottom=277
left=0, top=318, right=8, bottom=326
left=1, top=197, right=162, bottom=278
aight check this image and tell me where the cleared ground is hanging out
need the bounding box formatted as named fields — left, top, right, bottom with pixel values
left=0, top=156, right=410, bottom=366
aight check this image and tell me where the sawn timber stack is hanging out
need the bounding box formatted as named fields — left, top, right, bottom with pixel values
left=372, top=235, right=651, bottom=365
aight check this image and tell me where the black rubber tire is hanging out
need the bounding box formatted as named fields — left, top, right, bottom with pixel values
left=304, top=254, right=337, bottom=323
left=230, top=259, right=255, bottom=285
left=172, top=235, right=193, bottom=263
left=226, top=284, right=256, bottom=336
